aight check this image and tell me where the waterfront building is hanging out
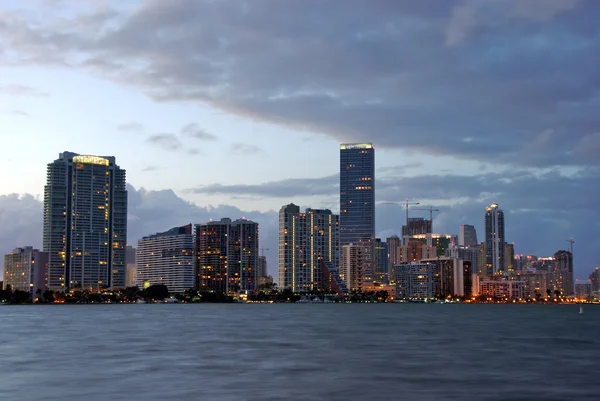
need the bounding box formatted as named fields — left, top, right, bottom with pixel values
left=508, top=271, right=548, bottom=300
left=136, top=225, right=194, bottom=294
left=590, top=267, right=600, bottom=292
left=317, top=261, right=348, bottom=295
left=43, top=152, right=127, bottom=291
left=484, top=202, right=505, bottom=276
left=552, top=250, right=574, bottom=296
left=575, top=282, right=592, bottom=301
left=196, top=218, right=259, bottom=293
left=373, top=238, right=388, bottom=283
left=342, top=244, right=365, bottom=292
left=477, top=278, right=525, bottom=300
left=394, top=262, right=440, bottom=300
left=421, top=257, right=473, bottom=298
left=278, top=204, right=339, bottom=292
left=126, top=245, right=137, bottom=287
left=3, top=247, right=48, bottom=298
left=459, top=224, right=478, bottom=247
left=340, top=143, right=375, bottom=282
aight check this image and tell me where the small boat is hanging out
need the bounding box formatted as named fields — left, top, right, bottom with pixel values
left=579, top=306, right=584, bottom=314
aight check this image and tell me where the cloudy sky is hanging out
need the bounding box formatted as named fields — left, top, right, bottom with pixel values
left=1, top=0, right=599, bottom=280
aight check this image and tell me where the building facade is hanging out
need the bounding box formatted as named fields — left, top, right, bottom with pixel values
left=278, top=204, right=339, bottom=292
left=395, top=262, right=440, bottom=300
left=126, top=245, right=137, bottom=287
left=342, top=244, right=365, bottom=292
left=3, top=247, right=48, bottom=297
left=459, top=224, right=478, bottom=247
left=553, top=250, right=574, bottom=296
left=402, top=218, right=432, bottom=237
left=257, top=256, right=268, bottom=278
left=590, top=267, right=600, bottom=292
left=484, top=202, right=505, bottom=276
left=136, top=225, right=194, bottom=294
left=340, top=143, right=375, bottom=282
left=196, top=218, right=259, bottom=293
left=373, top=238, right=388, bottom=284
left=43, top=152, right=127, bottom=291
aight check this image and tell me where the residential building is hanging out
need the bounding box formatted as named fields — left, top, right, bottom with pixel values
left=196, top=218, right=259, bottom=293
left=394, top=262, right=440, bottom=300
left=445, top=245, right=479, bottom=273
left=552, top=250, right=574, bottom=296
left=409, top=233, right=457, bottom=257
left=459, top=224, right=478, bottom=247
left=342, top=244, right=365, bottom=292
left=477, top=278, right=525, bottom=300
left=317, top=261, right=348, bottom=295
left=278, top=204, right=339, bottom=292
left=508, top=271, right=548, bottom=299
left=484, top=202, right=505, bottom=276
left=401, top=241, right=437, bottom=262
left=136, top=225, right=194, bottom=294
left=373, top=238, right=388, bottom=283
left=402, top=217, right=431, bottom=237
left=504, top=243, right=515, bottom=273
left=43, top=152, right=127, bottom=291
left=421, top=257, right=473, bottom=298
left=3, top=247, right=48, bottom=298
left=340, top=143, right=375, bottom=282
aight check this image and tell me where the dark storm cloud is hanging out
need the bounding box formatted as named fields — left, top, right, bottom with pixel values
left=187, top=174, right=339, bottom=198
left=1, top=0, right=600, bottom=166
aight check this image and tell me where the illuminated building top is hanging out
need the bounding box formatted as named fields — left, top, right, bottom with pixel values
left=340, top=143, right=373, bottom=150
left=72, top=155, right=109, bottom=166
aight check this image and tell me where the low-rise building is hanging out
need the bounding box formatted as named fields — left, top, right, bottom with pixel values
left=394, top=262, right=440, bottom=300
left=3, top=247, right=48, bottom=299
left=476, top=277, right=525, bottom=300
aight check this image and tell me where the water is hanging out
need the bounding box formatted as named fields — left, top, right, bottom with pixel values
left=0, top=304, right=598, bottom=401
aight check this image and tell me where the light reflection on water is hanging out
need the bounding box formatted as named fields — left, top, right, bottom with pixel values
left=0, top=304, right=598, bottom=401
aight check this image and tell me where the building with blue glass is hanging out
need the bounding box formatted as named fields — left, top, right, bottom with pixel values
left=340, top=143, right=375, bottom=282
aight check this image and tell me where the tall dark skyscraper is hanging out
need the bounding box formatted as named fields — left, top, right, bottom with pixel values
left=484, top=202, right=505, bottom=276
left=43, top=152, right=127, bottom=291
left=340, top=143, right=375, bottom=281
left=459, top=224, right=478, bottom=247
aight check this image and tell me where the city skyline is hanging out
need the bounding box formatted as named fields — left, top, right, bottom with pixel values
left=1, top=0, right=599, bottom=279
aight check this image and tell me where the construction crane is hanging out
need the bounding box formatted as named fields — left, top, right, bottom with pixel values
left=566, top=238, right=574, bottom=254
left=413, top=207, right=440, bottom=230
left=377, top=198, right=419, bottom=229
left=260, top=247, right=270, bottom=257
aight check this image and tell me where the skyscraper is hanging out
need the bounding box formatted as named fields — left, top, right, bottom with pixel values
left=43, top=152, right=127, bottom=291
left=373, top=238, right=388, bottom=283
left=340, top=143, right=375, bottom=282
left=196, top=218, right=259, bottom=293
left=553, top=250, right=574, bottom=296
left=484, top=202, right=505, bottom=276
left=136, top=225, right=194, bottom=294
left=386, top=235, right=401, bottom=284
left=278, top=204, right=339, bottom=292
left=459, top=224, right=478, bottom=247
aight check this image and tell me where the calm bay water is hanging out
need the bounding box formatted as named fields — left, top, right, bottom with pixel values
left=0, top=304, right=598, bottom=401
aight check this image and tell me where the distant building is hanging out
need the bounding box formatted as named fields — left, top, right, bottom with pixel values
left=340, top=143, right=375, bottom=283
left=136, top=225, right=194, bottom=294
left=589, top=267, right=600, bottom=292
left=459, top=224, right=478, bottom=247
left=394, top=262, right=439, bottom=300
left=508, top=271, right=548, bottom=300
left=43, top=152, right=127, bottom=291
left=402, top=218, right=431, bottom=237
left=401, top=241, right=437, bottom=263
left=278, top=204, right=339, bottom=292
left=3, top=247, right=48, bottom=298
left=476, top=278, right=525, bottom=300
left=126, top=245, right=137, bottom=287
left=445, top=245, right=479, bottom=272
left=409, top=233, right=457, bottom=257
left=553, top=250, right=574, bottom=296
left=484, top=202, right=505, bottom=275
left=386, top=235, right=401, bottom=284
left=342, top=244, right=365, bottom=292
left=373, top=238, right=388, bottom=283
left=317, top=261, right=348, bottom=295
left=257, top=275, right=274, bottom=291
left=421, top=257, right=474, bottom=298
left=196, top=218, right=259, bottom=293
left=258, top=256, right=268, bottom=278
left=504, top=243, right=515, bottom=273
left=575, top=282, right=592, bottom=301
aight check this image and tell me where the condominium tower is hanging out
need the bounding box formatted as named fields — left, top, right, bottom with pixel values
left=43, top=152, right=127, bottom=291
left=136, top=224, right=194, bottom=294
left=484, top=202, right=505, bottom=276
left=196, top=218, right=259, bottom=293
left=459, top=224, right=478, bottom=247
left=340, top=143, right=375, bottom=281
left=278, top=204, right=339, bottom=292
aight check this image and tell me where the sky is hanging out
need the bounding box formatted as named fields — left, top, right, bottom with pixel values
left=0, top=0, right=599, bottom=280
